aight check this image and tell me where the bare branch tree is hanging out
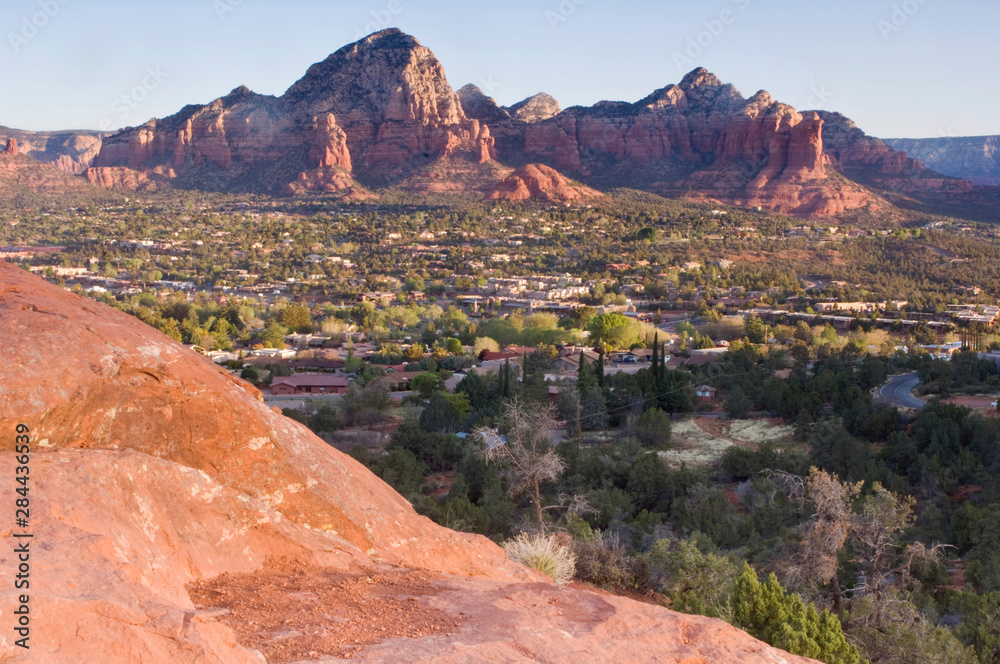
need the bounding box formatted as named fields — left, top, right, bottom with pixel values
left=475, top=396, right=565, bottom=533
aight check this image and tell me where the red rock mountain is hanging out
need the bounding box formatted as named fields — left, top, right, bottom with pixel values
left=0, top=262, right=822, bottom=663
left=78, top=29, right=984, bottom=216
left=87, top=30, right=494, bottom=197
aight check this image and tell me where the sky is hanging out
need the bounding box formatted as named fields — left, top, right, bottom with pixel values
left=1, top=0, right=997, bottom=138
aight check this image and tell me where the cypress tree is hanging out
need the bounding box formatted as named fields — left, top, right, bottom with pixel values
left=596, top=346, right=605, bottom=388
left=652, top=333, right=660, bottom=388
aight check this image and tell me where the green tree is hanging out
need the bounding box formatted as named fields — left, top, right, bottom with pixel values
left=744, top=315, right=768, bottom=344
left=240, top=365, right=260, bottom=384
left=732, top=564, right=860, bottom=664
left=588, top=313, right=643, bottom=351
left=419, top=391, right=471, bottom=433
left=281, top=303, right=313, bottom=332
left=647, top=538, right=739, bottom=619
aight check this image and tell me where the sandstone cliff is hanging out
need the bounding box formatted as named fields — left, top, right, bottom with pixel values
left=0, top=262, right=821, bottom=664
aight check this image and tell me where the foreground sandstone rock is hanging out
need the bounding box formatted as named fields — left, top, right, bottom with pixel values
left=0, top=263, right=817, bottom=663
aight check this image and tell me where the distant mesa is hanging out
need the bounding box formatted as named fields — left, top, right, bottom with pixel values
left=0, top=125, right=104, bottom=174
left=884, top=135, right=1000, bottom=186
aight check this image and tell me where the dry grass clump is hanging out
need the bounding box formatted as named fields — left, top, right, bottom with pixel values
left=503, top=532, right=576, bottom=586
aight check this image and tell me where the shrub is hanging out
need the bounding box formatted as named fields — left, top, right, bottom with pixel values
left=632, top=407, right=672, bottom=447
left=573, top=531, right=650, bottom=591
left=503, top=532, right=576, bottom=586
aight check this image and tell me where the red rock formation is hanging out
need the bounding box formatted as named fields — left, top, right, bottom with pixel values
left=90, top=30, right=495, bottom=193
left=82, top=32, right=984, bottom=216
left=84, top=164, right=175, bottom=190
left=0, top=261, right=823, bottom=664
left=0, top=127, right=105, bottom=173
left=488, top=163, right=603, bottom=203
left=0, top=146, right=103, bottom=201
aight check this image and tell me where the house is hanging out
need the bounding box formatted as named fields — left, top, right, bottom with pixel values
left=481, top=350, right=524, bottom=362
left=373, top=371, right=424, bottom=393
left=695, top=385, right=718, bottom=402
left=287, top=359, right=346, bottom=372
left=554, top=349, right=601, bottom=373
left=270, top=374, right=349, bottom=396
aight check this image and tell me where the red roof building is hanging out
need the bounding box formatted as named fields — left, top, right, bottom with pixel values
left=271, top=374, right=349, bottom=396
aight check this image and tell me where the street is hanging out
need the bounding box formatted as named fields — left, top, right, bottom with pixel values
left=877, top=373, right=926, bottom=410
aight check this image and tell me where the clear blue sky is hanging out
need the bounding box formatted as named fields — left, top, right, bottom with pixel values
left=2, top=0, right=996, bottom=138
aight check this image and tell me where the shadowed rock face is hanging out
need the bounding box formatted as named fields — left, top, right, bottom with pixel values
left=0, top=263, right=823, bottom=663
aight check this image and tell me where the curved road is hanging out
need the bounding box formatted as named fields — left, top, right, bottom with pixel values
left=877, top=373, right=926, bottom=410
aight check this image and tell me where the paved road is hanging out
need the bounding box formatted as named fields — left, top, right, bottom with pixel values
left=877, top=373, right=926, bottom=410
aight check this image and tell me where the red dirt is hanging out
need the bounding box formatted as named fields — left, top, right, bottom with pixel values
left=693, top=417, right=750, bottom=448
left=942, top=396, right=1000, bottom=416
left=187, top=559, right=461, bottom=661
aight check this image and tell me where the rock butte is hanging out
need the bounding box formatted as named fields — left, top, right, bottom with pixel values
left=0, top=262, right=820, bottom=663
left=489, top=163, right=604, bottom=204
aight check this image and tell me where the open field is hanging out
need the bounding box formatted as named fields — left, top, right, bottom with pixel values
left=659, top=417, right=796, bottom=468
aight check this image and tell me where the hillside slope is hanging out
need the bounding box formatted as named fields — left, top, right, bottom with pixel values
left=0, top=262, right=820, bottom=663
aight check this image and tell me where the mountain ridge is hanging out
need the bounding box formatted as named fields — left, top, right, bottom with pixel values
left=7, top=29, right=993, bottom=218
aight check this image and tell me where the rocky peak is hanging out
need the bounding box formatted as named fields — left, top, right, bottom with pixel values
left=282, top=28, right=465, bottom=126
left=507, top=93, right=561, bottom=123
left=3, top=137, right=17, bottom=156
left=458, top=84, right=512, bottom=124
left=679, top=67, right=724, bottom=90
left=222, top=85, right=257, bottom=102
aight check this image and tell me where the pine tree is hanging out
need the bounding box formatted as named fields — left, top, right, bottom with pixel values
left=732, top=564, right=859, bottom=664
